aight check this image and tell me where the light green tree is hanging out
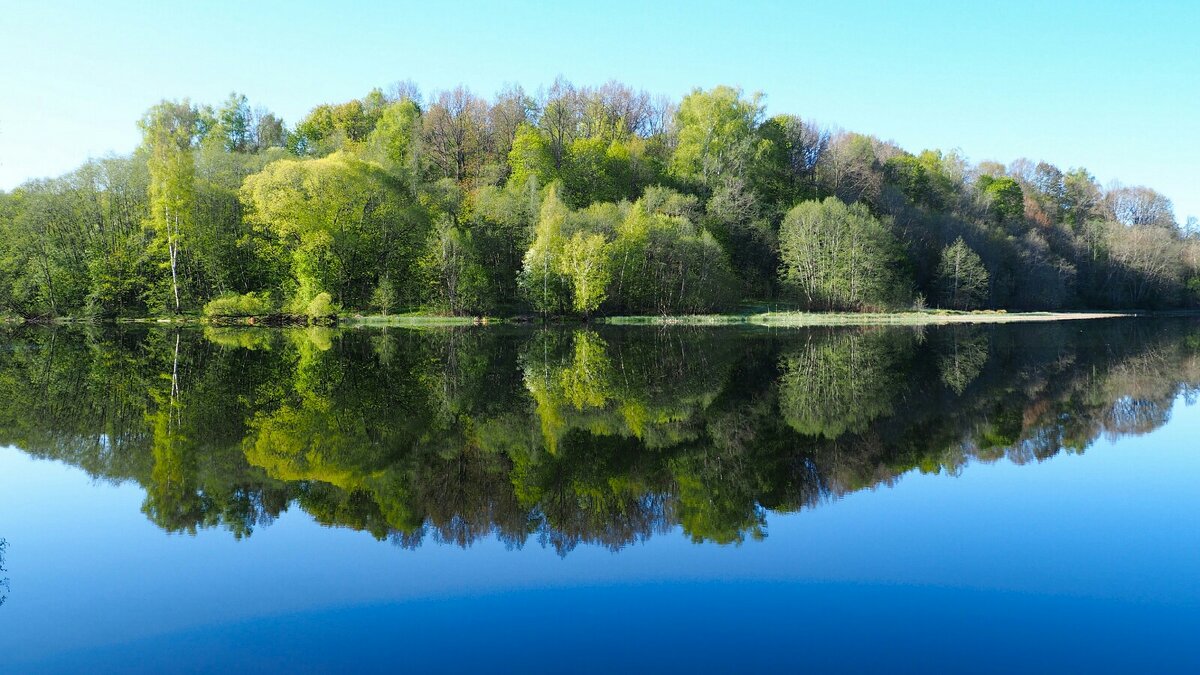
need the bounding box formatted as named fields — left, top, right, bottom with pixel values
left=669, top=86, right=762, bottom=190
left=519, top=187, right=573, bottom=314
left=935, top=237, right=990, bottom=309
left=240, top=153, right=428, bottom=309
left=366, top=99, right=422, bottom=180
left=141, top=100, right=200, bottom=313
left=778, top=197, right=910, bottom=310
left=561, top=231, right=611, bottom=316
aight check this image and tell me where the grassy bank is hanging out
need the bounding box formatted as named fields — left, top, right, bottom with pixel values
left=606, top=310, right=1138, bottom=327
left=340, top=309, right=1144, bottom=328
left=3, top=309, right=1171, bottom=329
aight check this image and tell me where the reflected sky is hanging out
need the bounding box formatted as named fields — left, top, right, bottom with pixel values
left=1, top=321, right=1198, bottom=672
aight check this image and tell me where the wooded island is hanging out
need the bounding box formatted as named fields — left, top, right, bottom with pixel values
left=1, top=80, right=1195, bottom=321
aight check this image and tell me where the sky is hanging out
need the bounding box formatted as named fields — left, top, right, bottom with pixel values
left=0, top=0, right=1196, bottom=220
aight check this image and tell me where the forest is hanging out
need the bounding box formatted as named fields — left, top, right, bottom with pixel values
left=0, top=321, right=1195, bottom=550
left=1, top=80, right=1197, bottom=319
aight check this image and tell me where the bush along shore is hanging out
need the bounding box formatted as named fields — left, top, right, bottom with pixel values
left=2, top=81, right=1197, bottom=323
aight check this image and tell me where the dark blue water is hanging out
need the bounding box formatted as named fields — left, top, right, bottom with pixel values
left=0, top=321, right=1197, bottom=672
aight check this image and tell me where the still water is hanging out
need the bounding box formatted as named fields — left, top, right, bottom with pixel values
left=0, top=320, right=1198, bottom=672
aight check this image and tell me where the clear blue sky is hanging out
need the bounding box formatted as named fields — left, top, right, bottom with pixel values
left=1, top=0, right=1196, bottom=220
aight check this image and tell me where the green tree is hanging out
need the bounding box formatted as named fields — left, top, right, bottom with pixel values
left=366, top=99, right=422, bottom=180
left=216, top=92, right=253, bottom=153
left=978, top=175, right=1025, bottom=223
left=507, top=124, right=556, bottom=188
left=935, top=237, right=990, bottom=309
left=561, top=231, right=611, bottom=316
left=519, top=187, right=573, bottom=314
left=779, top=329, right=914, bottom=439
left=141, top=100, right=200, bottom=313
left=778, top=197, right=911, bottom=310
left=241, top=153, right=429, bottom=309
left=420, top=222, right=487, bottom=314
left=669, top=86, right=762, bottom=191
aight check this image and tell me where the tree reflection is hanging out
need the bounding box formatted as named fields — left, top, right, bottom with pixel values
left=0, top=538, right=8, bottom=608
left=0, top=319, right=1197, bottom=553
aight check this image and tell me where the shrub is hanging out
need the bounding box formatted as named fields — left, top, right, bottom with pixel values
left=304, top=292, right=337, bottom=319
left=203, top=292, right=274, bottom=318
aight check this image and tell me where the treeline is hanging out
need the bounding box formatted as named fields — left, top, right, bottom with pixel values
left=1, top=321, right=1196, bottom=549
left=2, top=81, right=1198, bottom=318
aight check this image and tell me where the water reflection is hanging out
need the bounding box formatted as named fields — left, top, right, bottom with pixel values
left=0, top=538, right=8, bottom=608
left=1, top=320, right=1197, bottom=553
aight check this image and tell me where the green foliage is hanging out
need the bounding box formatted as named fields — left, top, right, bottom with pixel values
left=240, top=153, right=429, bottom=309
left=202, top=292, right=274, bottom=318
left=370, top=277, right=398, bottom=315
left=519, top=188, right=574, bottom=314
left=562, top=231, right=611, bottom=315
left=293, top=93, right=385, bottom=155
left=0, top=79, right=1192, bottom=320
left=608, top=201, right=739, bottom=314
left=508, top=124, right=556, bottom=188
left=0, top=317, right=1183, bottom=550
left=978, top=175, right=1025, bottom=223
left=366, top=100, right=421, bottom=179
left=304, top=292, right=337, bottom=319
left=779, top=329, right=914, bottom=439
left=778, top=197, right=911, bottom=310
left=670, top=86, right=762, bottom=190
left=215, top=92, right=253, bottom=152
left=935, top=237, right=990, bottom=309
left=884, top=151, right=955, bottom=210
left=141, top=99, right=201, bottom=313
left=520, top=188, right=738, bottom=316
left=937, top=329, right=989, bottom=394
left=420, top=223, right=488, bottom=315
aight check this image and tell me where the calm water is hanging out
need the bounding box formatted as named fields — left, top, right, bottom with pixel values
left=1, top=320, right=1198, bottom=672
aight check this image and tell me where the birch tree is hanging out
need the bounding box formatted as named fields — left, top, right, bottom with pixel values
left=141, top=101, right=199, bottom=314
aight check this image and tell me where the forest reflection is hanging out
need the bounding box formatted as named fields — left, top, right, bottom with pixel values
left=1, top=320, right=1197, bottom=554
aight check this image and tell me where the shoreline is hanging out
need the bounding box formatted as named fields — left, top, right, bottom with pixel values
left=9, top=307, right=1200, bottom=329
left=6, top=309, right=1193, bottom=329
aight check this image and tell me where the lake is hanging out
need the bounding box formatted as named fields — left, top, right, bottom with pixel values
left=1, top=319, right=1198, bottom=672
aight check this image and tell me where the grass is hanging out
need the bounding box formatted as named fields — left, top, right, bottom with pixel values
left=341, top=312, right=483, bottom=327
left=602, top=309, right=1136, bottom=327
left=11, top=307, right=1165, bottom=329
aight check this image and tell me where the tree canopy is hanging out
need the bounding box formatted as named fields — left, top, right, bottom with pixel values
left=0, top=80, right=1195, bottom=319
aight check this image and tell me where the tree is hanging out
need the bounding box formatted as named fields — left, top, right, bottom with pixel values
left=240, top=153, right=429, bottom=309
left=935, top=237, right=990, bottom=309
left=422, top=87, right=488, bottom=183
left=2, top=78, right=1196, bottom=319
left=421, top=222, right=487, bottom=315
left=1104, top=223, right=1183, bottom=306
left=977, top=175, right=1025, bottom=224
left=1105, top=185, right=1175, bottom=228
left=751, top=114, right=829, bottom=208
left=487, top=84, right=536, bottom=176
left=507, top=124, right=556, bottom=187
left=254, top=112, right=287, bottom=151
left=141, top=100, right=200, bottom=313
left=778, top=197, right=910, bottom=310
left=519, top=188, right=573, bottom=315
left=609, top=198, right=738, bottom=314
left=366, top=99, right=422, bottom=180
left=216, top=92, right=253, bottom=152
left=669, top=86, right=762, bottom=191
left=1062, top=168, right=1103, bottom=228
left=779, top=329, right=914, bottom=439
left=561, top=232, right=610, bottom=316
